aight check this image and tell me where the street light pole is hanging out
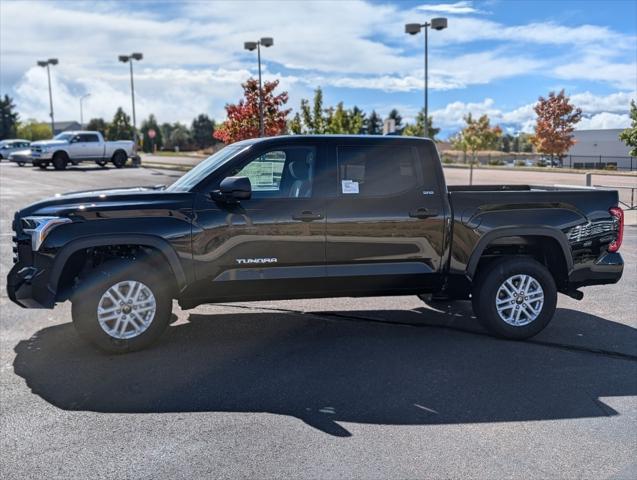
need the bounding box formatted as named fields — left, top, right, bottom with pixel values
left=37, top=58, right=58, bottom=135
left=129, top=60, right=136, bottom=138
left=244, top=37, right=273, bottom=137
left=257, top=41, right=263, bottom=137
left=80, top=93, right=91, bottom=127
left=118, top=53, right=143, bottom=146
left=405, top=18, right=447, bottom=139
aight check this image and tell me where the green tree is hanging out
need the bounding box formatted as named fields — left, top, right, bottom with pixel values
left=456, top=113, right=502, bottom=163
left=288, top=112, right=303, bottom=134
left=325, top=103, right=367, bottom=134
left=300, top=87, right=328, bottom=134
left=191, top=114, right=216, bottom=149
left=0, top=94, right=19, bottom=140
left=16, top=120, right=52, bottom=141
left=107, top=107, right=133, bottom=140
left=366, top=110, right=383, bottom=135
left=140, top=114, right=162, bottom=153
left=169, top=123, right=193, bottom=150
left=386, top=108, right=404, bottom=134
left=619, top=100, right=637, bottom=157
left=86, top=118, right=109, bottom=138
left=402, top=109, right=440, bottom=140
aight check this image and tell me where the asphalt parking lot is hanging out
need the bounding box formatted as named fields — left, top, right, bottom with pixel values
left=1, top=161, right=636, bottom=479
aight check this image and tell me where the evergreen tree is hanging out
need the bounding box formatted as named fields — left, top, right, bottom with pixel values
left=0, top=94, right=19, bottom=140
left=366, top=110, right=383, bottom=135
left=191, top=114, right=216, bottom=149
left=107, top=107, right=134, bottom=140
left=140, top=114, right=162, bottom=153
left=86, top=118, right=109, bottom=138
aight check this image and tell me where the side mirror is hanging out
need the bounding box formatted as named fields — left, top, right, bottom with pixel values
left=214, top=176, right=252, bottom=202
left=71, top=136, right=80, bottom=143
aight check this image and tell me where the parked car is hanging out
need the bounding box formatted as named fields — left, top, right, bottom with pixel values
left=0, top=139, right=31, bottom=160
left=30, top=131, right=136, bottom=170
left=7, top=136, right=624, bottom=353
left=8, top=149, right=32, bottom=167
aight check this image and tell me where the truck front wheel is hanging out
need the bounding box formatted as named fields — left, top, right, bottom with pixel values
left=71, top=260, right=173, bottom=353
left=52, top=152, right=68, bottom=170
left=111, top=151, right=127, bottom=168
left=472, top=258, right=557, bottom=340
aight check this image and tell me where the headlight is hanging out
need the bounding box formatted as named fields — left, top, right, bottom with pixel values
left=21, top=216, right=72, bottom=251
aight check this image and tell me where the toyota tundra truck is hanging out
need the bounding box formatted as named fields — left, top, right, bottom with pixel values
left=7, top=136, right=624, bottom=352
left=30, top=131, right=136, bottom=170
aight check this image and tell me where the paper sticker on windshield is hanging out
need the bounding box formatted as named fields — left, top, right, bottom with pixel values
left=341, top=180, right=359, bottom=194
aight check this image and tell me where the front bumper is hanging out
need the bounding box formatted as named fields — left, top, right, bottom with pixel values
left=30, top=152, right=53, bottom=163
left=7, top=263, right=55, bottom=309
left=568, top=252, right=624, bottom=288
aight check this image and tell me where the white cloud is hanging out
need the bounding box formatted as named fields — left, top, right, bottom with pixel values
left=430, top=91, right=636, bottom=134
left=416, top=1, right=482, bottom=15
left=577, top=113, right=631, bottom=130
left=2, top=0, right=635, bottom=129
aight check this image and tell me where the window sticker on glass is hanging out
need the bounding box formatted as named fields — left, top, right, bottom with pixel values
left=342, top=179, right=359, bottom=194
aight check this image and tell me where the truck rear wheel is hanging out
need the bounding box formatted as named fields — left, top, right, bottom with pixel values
left=111, top=150, right=127, bottom=168
left=71, top=260, right=173, bottom=353
left=52, top=152, right=68, bottom=170
left=472, top=258, right=557, bottom=340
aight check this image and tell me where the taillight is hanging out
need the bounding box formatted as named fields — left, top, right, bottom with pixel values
left=608, top=207, right=624, bottom=253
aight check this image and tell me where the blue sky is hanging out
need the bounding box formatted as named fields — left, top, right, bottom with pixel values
left=1, top=0, right=635, bottom=138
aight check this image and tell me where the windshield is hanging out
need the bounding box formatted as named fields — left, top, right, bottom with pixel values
left=166, top=144, right=250, bottom=192
left=54, top=133, right=74, bottom=141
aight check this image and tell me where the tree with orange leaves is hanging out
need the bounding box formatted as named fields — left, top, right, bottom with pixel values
left=214, top=78, right=291, bottom=144
left=532, top=90, right=582, bottom=165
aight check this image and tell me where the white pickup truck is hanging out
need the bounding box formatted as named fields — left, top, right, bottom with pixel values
left=30, top=131, right=136, bottom=170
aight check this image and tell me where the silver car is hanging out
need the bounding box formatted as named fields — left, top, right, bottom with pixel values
left=0, top=139, right=31, bottom=160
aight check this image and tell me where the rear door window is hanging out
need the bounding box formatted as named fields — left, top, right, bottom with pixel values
left=336, top=144, right=422, bottom=197
left=79, top=134, right=100, bottom=142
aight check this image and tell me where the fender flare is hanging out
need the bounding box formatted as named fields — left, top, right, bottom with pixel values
left=48, top=234, right=187, bottom=295
left=466, top=226, right=573, bottom=280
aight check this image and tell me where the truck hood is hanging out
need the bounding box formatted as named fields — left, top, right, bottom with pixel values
left=31, top=139, right=68, bottom=147
left=16, top=185, right=193, bottom=220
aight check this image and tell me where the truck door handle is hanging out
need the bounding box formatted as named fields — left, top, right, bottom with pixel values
left=409, top=208, right=439, bottom=219
left=293, top=211, right=324, bottom=222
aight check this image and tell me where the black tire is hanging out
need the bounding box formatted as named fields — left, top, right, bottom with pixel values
left=17, top=161, right=25, bottom=167
left=111, top=150, right=127, bottom=168
left=52, top=152, right=68, bottom=170
left=38, top=162, right=49, bottom=169
left=71, top=260, right=173, bottom=353
left=472, top=257, right=557, bottom=340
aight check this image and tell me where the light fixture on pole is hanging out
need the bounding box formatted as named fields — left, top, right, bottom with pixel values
left=80, top=93, right=91, bottom=127
left=37, top=58, right=59, bottom=135
left=244, top=37, right=273, bottom=137
left=118, top=52, right=143, bottom=145
left=405, top=17, right=447, bottom=138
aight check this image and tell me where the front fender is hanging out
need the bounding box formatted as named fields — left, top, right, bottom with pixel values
left=47, top=234, right=189, bottom=295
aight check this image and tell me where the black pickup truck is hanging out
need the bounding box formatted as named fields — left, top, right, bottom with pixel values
left=7, top=136, right=625, bottom=352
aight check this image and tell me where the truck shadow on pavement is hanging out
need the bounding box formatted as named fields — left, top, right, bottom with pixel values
left=13, top=307, right=637, bottom=437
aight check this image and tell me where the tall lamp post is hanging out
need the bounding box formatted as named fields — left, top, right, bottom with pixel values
left=118, top=52, right=143, bottom=145
left=80, top=93, right=91, bottom=127
left=405, top=18, right=447, bottom=138
left=37, top=58, right=58, bottom=135
left=244, top=37, right=273, bottom=137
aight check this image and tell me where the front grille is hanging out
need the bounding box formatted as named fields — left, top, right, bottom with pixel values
left=567, top=219, right=617, bottom=243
